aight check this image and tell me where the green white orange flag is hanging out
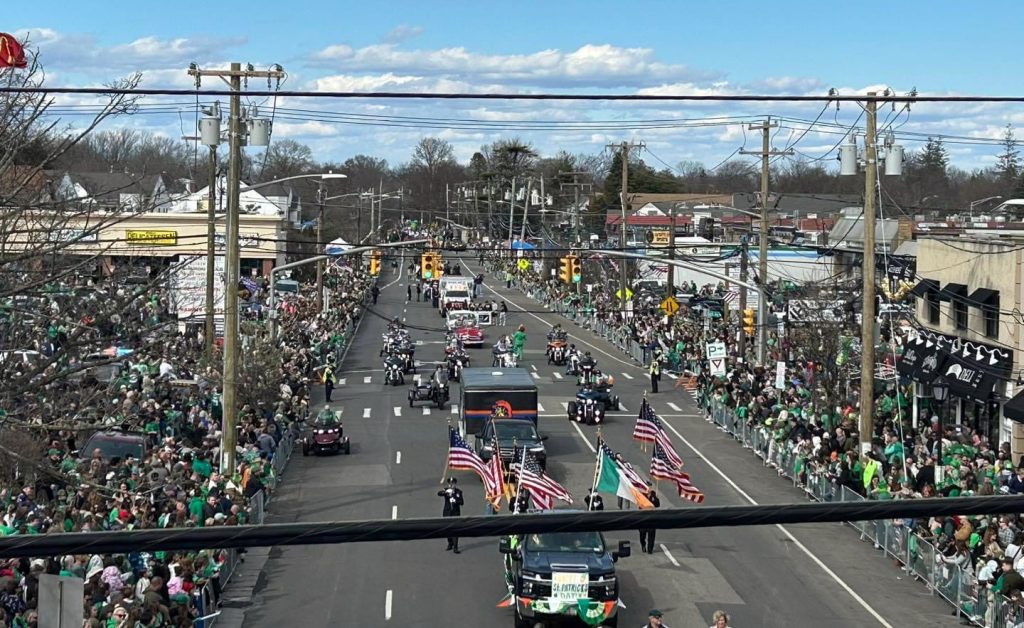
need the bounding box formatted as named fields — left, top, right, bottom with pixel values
left=596, top=443, right=653, bottom=509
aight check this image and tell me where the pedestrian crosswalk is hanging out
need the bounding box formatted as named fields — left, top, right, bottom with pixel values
left=333, top=370, right=647, bottom=386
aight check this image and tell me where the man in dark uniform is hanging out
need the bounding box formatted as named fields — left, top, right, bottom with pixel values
left=437, top=477, right=464, bottom=553
left=415, top=282, right=422, bottom=301
left=639, top=482, right=661, bottom=553
left=371, top=285, right=380, bottom=305
left=406, top=284, right=412, bottom=301
left=584, top=488, right=604, bottom=511
left=642, top=609, right=666, bottom=627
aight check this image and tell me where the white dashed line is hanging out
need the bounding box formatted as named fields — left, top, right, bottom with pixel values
left=570, top=421, right=596, bottom=453
left=451, top=405, right=458, bottom=414
left=621, top=372, right=634, bottom=380
left=537, top=403, right=545, bottom=412
left=667, top=402, right=683, bottom=412
left=660, top=544, right=680, bottom=567
left=385, top=590, right=393, bottom=620
left=394, top=406, right=402, bottom=416
left=530, top=372, right=540, bottom=380
left=364, top=376, right=372, bottom=384
left=423, top=407, right=431, bottom=416
left=531, top=364, right=537, bottom=371
left=560, top=402, right=569, bottom=410
left=618, top=402, right=629, bottom=412
left=658, top=417, right=894, bottom=627
left=391, top=505, right=398, bottom=520
left=553, top=372, right=563, bottom=380
left=395, top=451, right=402, bottom=464
left=363, top=408, right=371, bottom=418
left=338, top=378, right=346, bottom=386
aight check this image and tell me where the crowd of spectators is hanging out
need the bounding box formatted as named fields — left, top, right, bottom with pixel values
left=0, top=263, right=371, bottom=627
left=482, top=243, right=1024, bottom=626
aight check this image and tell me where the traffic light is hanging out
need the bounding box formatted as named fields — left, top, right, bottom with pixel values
left=742, top=309, right=756, bottom=336
left=569, top=255, right=582, bottom=283
left=421, top=253, right=436, bottom=280
left=369, top=250, right=381, bottom=276
left=435, top=254, right=445, bottom=278
left=558, top=256, right=572, bottom=284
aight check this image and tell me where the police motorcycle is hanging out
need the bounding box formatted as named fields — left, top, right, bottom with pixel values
left=445, top=346, right=469, bottom=382
left=576, top=352, right=599, bottom=385
left=380, top=323, right=411, bottom=357
left=383, top=352, right=406, bottom=386
left=491, top=336, right=517, bottom=368
left=409, top=365, right=450, bottom=409
left=567, top=393, right=606, bottom=425
left=546, top=327, right=569, bottom=366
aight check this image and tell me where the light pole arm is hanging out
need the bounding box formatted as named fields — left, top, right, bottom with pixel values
left=238, top=173, right=346, bottom=193
left=269, top=239, right=429, bottom=339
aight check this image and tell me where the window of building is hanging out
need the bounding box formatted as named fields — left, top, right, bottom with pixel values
left=925, top=292, right=940, bottom=324
left=969, top=288, right=1001, bottom=340
left=954, top=299, right=968, bottom=330
left=984, top=306, right=999, bottom=338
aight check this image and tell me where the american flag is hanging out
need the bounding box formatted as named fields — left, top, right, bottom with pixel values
left=632, top=400, right=658, bottom=443
left=600, top=442, right=650, bottom=495
left=484, top=431, right=505, bottom=506
left=512, top=451, right=572, bottom=511
left=447, top=426, right=501, bottom=496
left=650, top=442, right=704, bottom=503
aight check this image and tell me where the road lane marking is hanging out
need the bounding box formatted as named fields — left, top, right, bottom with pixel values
left=363, top=408, right=371, bottom=418
left=619, top=402, right=629, bottom=412
left=396, top=451, right=401, bottom=464
left=560, top=402, right=569, bottom=410
left=423, top=407, right=431, bottom=415
left=667, top=402, right=682, bottom=412
left=364, top=376, right=372, bottom=384
left=394, top=406, right=402, bottom=416
left=462, top=259, right=642, bottom=372
left=659, top=417, right=894, bottom=628
left=382, top=261, right=404, bottom=290
left=531, top=364, right=537, bottom=371
left=537, top=403, right=545, bottom=412
left=338, top=378, right=346, bottom=386
left=385, top=590, right=393, bottom=620
left=392, top=505, right=398, bottom=520
left=570, top=421, right=596, bottom=453
left=553, top=372, right=563, bottom=380
left=660, top=544, right=680, bottom=567
left=530, top=372, right=540, bottom=379
left=451, top=405, right=458, bottom=414
left=621, top=372, right=634, bottom=380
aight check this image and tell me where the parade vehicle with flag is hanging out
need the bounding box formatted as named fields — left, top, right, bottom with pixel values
left=301, top=410, right=351, bottom=456
left=478, top=415, right=548, bottom=469
left=460, top=368, right=538, bottom=440
left=499, top=515, right=630, bottom=628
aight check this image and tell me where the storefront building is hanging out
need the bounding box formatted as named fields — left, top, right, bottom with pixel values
left=905, top=237, right=1023, bottom=458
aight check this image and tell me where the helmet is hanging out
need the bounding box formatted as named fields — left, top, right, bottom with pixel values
left=570, top=344, right=576, bottom=350
left=585, top=351, right=592, bottom=357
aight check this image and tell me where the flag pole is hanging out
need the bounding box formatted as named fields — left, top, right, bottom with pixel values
left=441, top=422, right=453, bottom=484
left=640, top=396, right=649, bottom=454
left=513, top=440, right=526, bottom=514
left=589, top=432, right=603, bottom=511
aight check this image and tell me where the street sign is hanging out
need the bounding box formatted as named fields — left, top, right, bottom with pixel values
left=775, top=361, right=787, bottom=389
left=660, top=296, right=679, bottom=316
left=615, top=288, right=634, bottom=300
left=516, top=259, right=530, bottom=271
left=709, top=357, right=726, bottom=377
left=646, top=230, right=671, bottom=247
left=706, top=341, right=727, bottom=360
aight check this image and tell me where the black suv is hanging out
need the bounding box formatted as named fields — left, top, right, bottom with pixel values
left=478, top=419, right=547, bottom=469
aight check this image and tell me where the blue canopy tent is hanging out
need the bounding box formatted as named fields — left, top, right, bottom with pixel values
left=510, top=239, right=536, bottom=251
left=325, top=237, right=354, bottom=255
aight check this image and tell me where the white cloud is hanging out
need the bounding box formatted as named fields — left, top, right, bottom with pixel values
left=311, top=42, right=716, bottom=88
left=383, top=25, right=424, bottom=44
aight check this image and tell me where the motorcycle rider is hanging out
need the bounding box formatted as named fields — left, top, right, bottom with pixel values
left=546, top=323, right=563, bottom=342
left=317, top=404, right=338, bottom=426
left=579, top=351, right=597, bottom=383
left=565, top=344, right=580, bottom=375
left=383, top=352, right=405, bottom=384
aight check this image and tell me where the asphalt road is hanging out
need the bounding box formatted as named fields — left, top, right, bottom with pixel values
left=241, top=259, right=962, bottom=628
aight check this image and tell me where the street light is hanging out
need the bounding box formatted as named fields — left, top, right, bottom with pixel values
left=968, top=195, right=1002, bottom=222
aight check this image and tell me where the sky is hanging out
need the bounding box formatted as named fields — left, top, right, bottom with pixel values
left=8, top=1, right=1024, bottom=173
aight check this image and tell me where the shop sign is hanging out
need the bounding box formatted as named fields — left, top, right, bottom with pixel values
left=46, top=229, right=98, bottom=244
left=126, top=230, right=177, bottom=246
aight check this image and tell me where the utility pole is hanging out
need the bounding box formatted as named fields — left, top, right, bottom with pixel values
left=188, top=62, right=284, bottom=475
left=740, top=117, right=792, bottom=363
left=738, top=237, right=749, bottom=358
left=859, top=94, right=879, bottom=456
left=559, top=171, right=590, bottom=246
left=519, top=178, right=533, bottom=245
left=315, top=183, right=325, bottom=312
left=204, top=147, right=217, bottom=362
left=666, top=205, right=677, bottom=326
left=608, top=141, right=644, bottom=318
left=507, top=176, right=517, bottom=251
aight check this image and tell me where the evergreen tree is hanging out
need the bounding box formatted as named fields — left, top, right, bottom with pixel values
left=996, top=124, right=1020, bottom=186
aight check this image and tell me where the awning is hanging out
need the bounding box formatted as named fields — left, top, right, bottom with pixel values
left=943, top=359, right=998, bottom=401
left=910, top=278, right=938, bottom=298
left=967, top=288, right=999, bottom=308
left=914, top=347, right=949, bottom=384
left=1004, top=390, right=1024, bottom=423
left=938, top=283, right=968, bottom=302
left=896, top=343, right=925, bottom=377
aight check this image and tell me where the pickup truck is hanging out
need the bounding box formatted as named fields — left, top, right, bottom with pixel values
left=478, top=419, right=547, bottom=469
left=501, top=522, right=630, bottom=628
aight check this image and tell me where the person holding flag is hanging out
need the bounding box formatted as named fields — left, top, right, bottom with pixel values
left=593, top=440, right=654, bottom=510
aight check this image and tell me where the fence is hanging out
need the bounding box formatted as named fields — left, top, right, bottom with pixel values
left=706, top=399, right=1024, bottom=628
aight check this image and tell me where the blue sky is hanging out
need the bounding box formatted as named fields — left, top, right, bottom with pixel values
left=8, top=1, right=1024, bottom=170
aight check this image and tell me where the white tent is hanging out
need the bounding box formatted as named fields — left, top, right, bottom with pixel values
left=325, top=237, right=353, bottom=255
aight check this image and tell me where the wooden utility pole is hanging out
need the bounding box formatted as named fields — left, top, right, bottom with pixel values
left=187, top=62, right=284, bottom=474
left=859, top=94, right=879, bottom=456
left=558, top=171, right=591, bottom=246
left=315, top=184, right=325, bottom=311
left=609, top=141, right=644, bottom=317
left=204, top=147, right=217, bottom=361
left=741, top=117, right=792, bottom=363
left=738, top=236, right=749, bottom=358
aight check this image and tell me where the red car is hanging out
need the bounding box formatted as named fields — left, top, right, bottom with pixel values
left=456, top=323, right=484, bottom=347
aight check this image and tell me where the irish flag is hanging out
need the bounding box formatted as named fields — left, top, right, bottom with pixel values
left=596, top=445, right=654, bottom=509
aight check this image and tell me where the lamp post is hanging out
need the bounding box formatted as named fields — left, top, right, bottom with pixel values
left=932, top=379, right=949, bottom=484
left=968, top=195, right=1002, bottom=222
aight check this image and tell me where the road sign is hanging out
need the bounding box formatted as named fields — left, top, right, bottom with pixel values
left=709, top=357, right=726, bottom=377
left=516, top=258, right=530, bottom=271
left=775, top=361, right=787, bottom=389
left=706, top=341, right=727, bottom=360
left=660, top=296, right=679, bottom=315
left=615, top=288, right=634, bottom=301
